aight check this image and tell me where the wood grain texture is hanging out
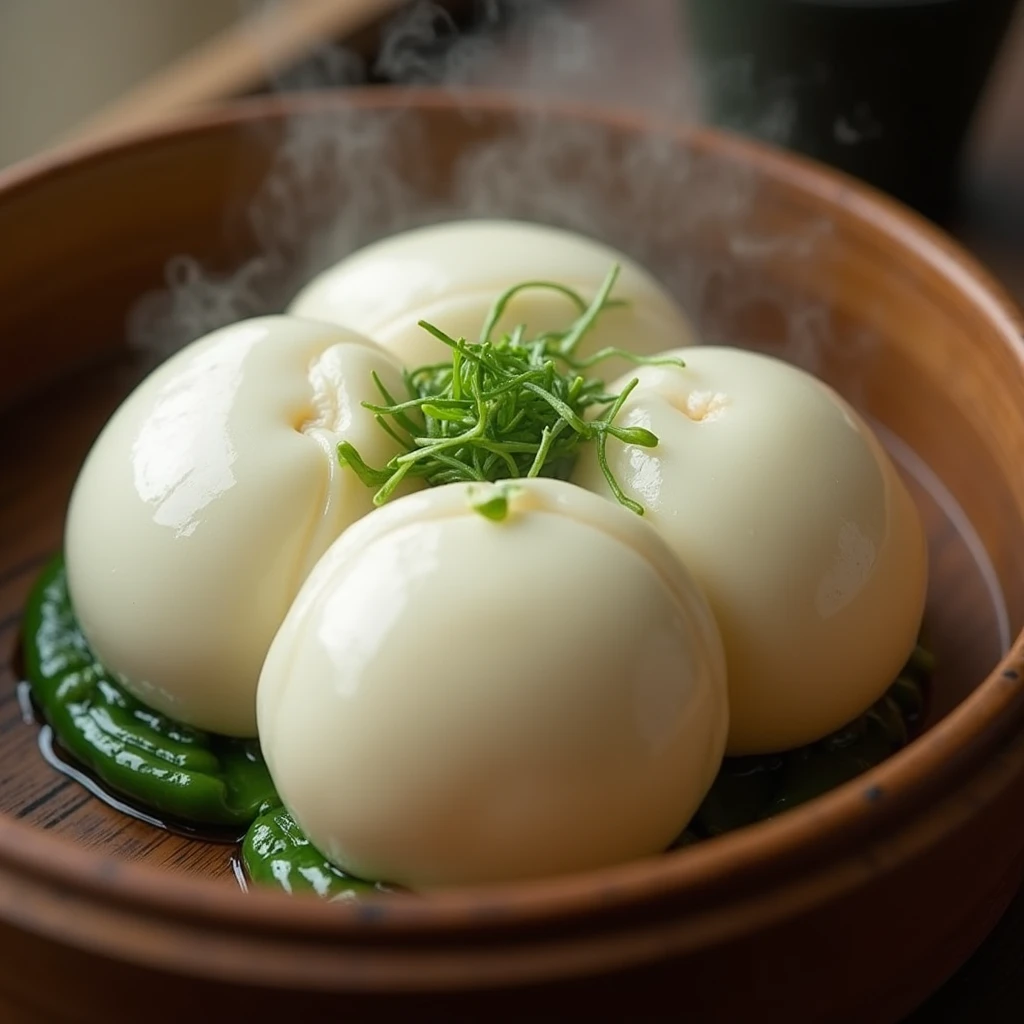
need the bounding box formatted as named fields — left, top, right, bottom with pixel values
left=0, top=92, right=1022, bottom=1022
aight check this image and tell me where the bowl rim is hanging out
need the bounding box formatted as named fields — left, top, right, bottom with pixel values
left=1, top=86, right=1023, bottom=942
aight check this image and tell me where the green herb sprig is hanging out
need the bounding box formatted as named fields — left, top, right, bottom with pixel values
left=337, top=264, right=684, bottom=516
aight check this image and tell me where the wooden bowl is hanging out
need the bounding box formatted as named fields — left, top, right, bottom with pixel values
left=0, top=90, right=1023, bottom=1024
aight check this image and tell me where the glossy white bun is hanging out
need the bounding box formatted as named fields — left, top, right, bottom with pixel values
left=65, top=315, right=415, bottom=736
left=257, top=478, right=728, bottom=888
left=573, top=346, right=928, bottom=755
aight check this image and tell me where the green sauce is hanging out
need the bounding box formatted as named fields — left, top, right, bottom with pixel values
left=23, top=556, right=278, bottom=828
left=21, top=553, right=931, bottom=897
left=243, top=806, right=383, bottom=900
left=678, top=664, right=928, bottom=844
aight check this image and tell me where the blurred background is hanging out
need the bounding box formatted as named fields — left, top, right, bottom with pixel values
left=0, top=0, right=240, bottom=168
left=0, top=0, right=1021, bottom=300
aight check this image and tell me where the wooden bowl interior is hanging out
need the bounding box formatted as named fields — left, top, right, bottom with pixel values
left=0, top=94, right=1022, bottom=889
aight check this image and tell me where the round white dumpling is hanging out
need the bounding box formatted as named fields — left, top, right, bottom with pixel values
left=572, top=346, right=928, bottom=756
left=257, top=478, right=727, bottom=889
left=65, top=315, right=417, bottom=737
left=288, top=219, right=693, bottom=376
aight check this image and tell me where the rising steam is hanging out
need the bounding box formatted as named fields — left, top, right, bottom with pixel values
left=127, top=0, right=841, bottom=382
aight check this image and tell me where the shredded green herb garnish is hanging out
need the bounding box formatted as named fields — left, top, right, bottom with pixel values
left=337, top=264, right=683, bottom=516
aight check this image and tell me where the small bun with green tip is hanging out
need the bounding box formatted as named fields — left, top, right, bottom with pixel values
left=256, top=477, right=728, bottom=889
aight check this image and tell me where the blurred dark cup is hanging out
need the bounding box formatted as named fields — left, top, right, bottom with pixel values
left=682, top=0, right=1020, bottom=223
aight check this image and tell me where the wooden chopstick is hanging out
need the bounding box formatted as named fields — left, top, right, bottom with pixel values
left=66, top=0, right=411, bottom=147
